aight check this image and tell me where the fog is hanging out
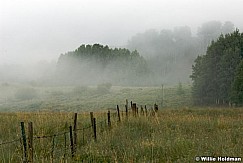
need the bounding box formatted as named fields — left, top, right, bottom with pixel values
left=1, top=0, right=243, bottom=85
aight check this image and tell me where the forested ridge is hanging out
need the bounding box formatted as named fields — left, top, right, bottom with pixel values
left=191, top=29, right=243, bottom=106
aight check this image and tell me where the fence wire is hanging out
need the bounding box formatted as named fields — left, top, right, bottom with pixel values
left=0, top=138, right=21, bottom=146
left=0, top=107, right=154, bottom=160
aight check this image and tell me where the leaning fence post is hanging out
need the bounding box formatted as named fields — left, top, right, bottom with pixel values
left=93, top=118, right=97, bottom=141
left=73, top=113, right=77, bottom=152
left=21, top=122, right=27, bottom=163
left=107, top=111, right=111, bottom=129
left=69, top=126, right=74, bottom=157
left=28, top=122, right=33, bottom=163
left=117, top=105, right=121, bottom=122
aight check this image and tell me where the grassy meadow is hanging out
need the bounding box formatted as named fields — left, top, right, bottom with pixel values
left=0, top=83, right=242, bottom=162
left=0, top=83, right=192, bottom=112
left=0, top=108, right=242, bottom=162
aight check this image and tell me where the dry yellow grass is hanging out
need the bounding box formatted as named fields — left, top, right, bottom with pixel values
left=0, top=108, right=242, bottom=162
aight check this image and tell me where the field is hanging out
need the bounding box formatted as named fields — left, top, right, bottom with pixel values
left=0, top=83, right=242, bottom=162
left=0, top=83, right=192, bottom=112
left=0, top=108, right=242, bottom=162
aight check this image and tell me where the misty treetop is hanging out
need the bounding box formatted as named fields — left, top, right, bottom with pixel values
left=191, top=29, right=243, bottom=106
left=56, top=44, right=150, bottom=85
left=127, top=21, right=235, bottom=84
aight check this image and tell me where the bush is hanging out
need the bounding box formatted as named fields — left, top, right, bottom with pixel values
left=15, top=88, right=38, bottom=100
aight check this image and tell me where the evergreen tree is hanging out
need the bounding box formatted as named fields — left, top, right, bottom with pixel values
left=191, top=29, right=243, bottom=106
left=231, top=60, right=243, bottom=106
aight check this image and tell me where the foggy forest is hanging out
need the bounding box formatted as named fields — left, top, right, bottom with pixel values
left=0, top=20, right=243, bottom=110
left=0, top=0, right=243, bottom=162
left=0, top=21, right=237, bottom=85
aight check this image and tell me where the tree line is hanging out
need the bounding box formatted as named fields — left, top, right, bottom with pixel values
left=56, top=44, right=150, bottom=85
left=127, top=21, right=235, bottom=84
left=191, top=29, right=243, bottom=106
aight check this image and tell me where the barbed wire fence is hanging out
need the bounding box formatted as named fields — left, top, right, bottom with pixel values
left=0, top=100, right=159, bottom=162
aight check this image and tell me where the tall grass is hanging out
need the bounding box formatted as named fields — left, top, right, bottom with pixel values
left=0, top=108, right=242, bottom=162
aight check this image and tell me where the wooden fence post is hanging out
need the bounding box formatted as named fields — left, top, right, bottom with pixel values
left=73, top=113, right=77, bottom=152
left=107, top=111, right=111, bottom=129
left=69, top=126, right=74, bottom=157
left=90, top=112, right=94, bottom=127
left=132, top=103, right=136, bottom=116
left=28, top=122, right=33, bottom=163
left=154, top=103, right=158, bottom=113
left=117, top=105, right=121, bottom=122
left=125, top=104, right=128, bottom=117
left=21, top=122, right=27, bottom=163
left=126, top=99, right=128, bottom=116
left=93, top=118, right=97, bottom=141
left=145, top=105, right=147, bottom=116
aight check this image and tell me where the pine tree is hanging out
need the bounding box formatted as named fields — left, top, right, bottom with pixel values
left=230, top=60, right=243, bottom=106
left=191, top=29, right=243, bottom=106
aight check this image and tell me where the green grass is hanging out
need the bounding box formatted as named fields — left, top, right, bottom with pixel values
left=0, top=83, right=192, bottom=112
left=0, top=83, right=242, bottom=162
left=0, top=108, right=242, bottom=162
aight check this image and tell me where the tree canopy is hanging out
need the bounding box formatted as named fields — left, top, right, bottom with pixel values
left=191, top=29, right=243, bottom=106
left=56, top=44, right=150, bottom=85
left=127, top=21, right=235, bottom=84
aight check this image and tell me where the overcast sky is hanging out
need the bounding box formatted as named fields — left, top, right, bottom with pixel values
left=1, top=0, right=243, bottom=65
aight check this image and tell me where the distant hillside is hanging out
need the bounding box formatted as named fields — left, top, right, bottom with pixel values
left=56, top=44, right=151, bottom=85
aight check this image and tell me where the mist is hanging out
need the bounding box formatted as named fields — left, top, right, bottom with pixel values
left=1, top=0, right=243, bottom=64
left=127, top=21, right=236, bottom=84
left=1, top=0, right=243, bottom=86
left=1, top=2, right=243, bottom=161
